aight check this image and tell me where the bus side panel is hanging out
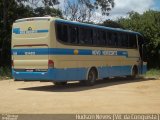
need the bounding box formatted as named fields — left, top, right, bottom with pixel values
left=12, top=68, right=88, bottom=81
left=51, top=40, right=140, bottom=80
left=98, top=66, right=132, bottom=79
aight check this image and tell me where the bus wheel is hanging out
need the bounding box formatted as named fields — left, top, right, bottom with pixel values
left=131, top=66, right=138, bottom=79
left=53, top=81, right=67, bottom=86
left=86, top=68, right=97, bottom=86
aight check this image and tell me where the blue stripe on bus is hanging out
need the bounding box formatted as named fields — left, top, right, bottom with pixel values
left=37, top=30, right=49, bottom=33
left=12, top=48, right=129, bottom=57
left=12, top=28, right=49, bottom=34
left=13, top=28, right=20, bottom=34
left=12, top=65, right=147, bottom=81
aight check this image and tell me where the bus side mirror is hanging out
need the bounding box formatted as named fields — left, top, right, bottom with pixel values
left=142, top=44, right=148, bottom=62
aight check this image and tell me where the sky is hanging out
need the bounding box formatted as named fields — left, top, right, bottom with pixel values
left=107, top=0, right=160, bottom=20
left=154, top=0, right=160, bottom=9
left=57, top=0, right=160, bottom=22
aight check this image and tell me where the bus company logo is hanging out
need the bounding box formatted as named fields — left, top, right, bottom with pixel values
left=92, top=50, right=101, bottom=55
left=28, top=27, right=32, bottom=31
left=18, top=26, right=38, bottom=34
left=102, top=50, right=117, bottom=56
left=92, top=50, right=117, bottom=56
left=13, top=27, right=48, bottom=34
left=20, top=29, right=37, bottom=34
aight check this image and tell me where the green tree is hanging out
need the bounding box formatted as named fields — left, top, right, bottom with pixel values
left=0, top=0, right=62, bottom=67
left=63, top=0, right=115, bottom=22
left=118, top=10, right=160, bottom=68
left=80, top=0, right=115, bottom=15
left=34, top=7, right=62, bottom=18
left=0, top=0, right=34, bottom=66
left=101, top=20, right=124, bottom=28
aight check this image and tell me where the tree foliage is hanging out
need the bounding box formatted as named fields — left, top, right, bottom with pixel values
left=0, top=0, right=62, bottom=67
left=34, top=7, right=62, bottom=17
left=118, top=10, right=160, bottom=68
left=63, top=0, right=115, bottom=22
left=101, top=20, right=124, bottom=28
left=80, top=0, right=115, bottom=15
left=63, top=0, right=94, bottom=22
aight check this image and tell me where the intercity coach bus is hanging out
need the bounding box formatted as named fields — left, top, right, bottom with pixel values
left=12, top=17, right=147, bottom=86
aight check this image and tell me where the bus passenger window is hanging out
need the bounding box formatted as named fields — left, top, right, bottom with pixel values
left=113, top=33, right=118, bottom=47
left=93, top=29, right=106, bottom=46
left=107, top=32, right=112, bottom=46
left=93, top=29, right=98, bottom=45
left=87, top=29, right=93, bottom=45
left=129, top=34, right=137, bottom=48
left=56, top=23, right=63, bottom=41
left=79, top=28, right=92, bottom=45
left=118, top=33, right=122, bottom=47
left=121, top=34, right=128, bottom=48
left=62, top=25, right=68, bottom=43
left=99, top=31, right=106, bottom=46
left=110, top=33, right=117, bottom=47
left=69, top=26, right=78, bottom=44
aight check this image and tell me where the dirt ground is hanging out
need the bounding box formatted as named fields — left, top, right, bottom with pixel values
left=0, top=77, right=160, bottom=114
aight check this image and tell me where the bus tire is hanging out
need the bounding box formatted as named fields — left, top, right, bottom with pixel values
left=86, top=68, right=97, bottom=86
left=53, top=81, right=67, bottom=86
left=130, top=66, right=138, bottom=79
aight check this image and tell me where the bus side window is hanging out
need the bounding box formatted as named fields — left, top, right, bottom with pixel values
left=62, top=25, right=68, bottom=43
left=56, top=23, right=63, bottom=41
left=99, top=30, right=106, bottom=46
left=129, top=34, right=137, bottom=48
left=79, top=28, right=92, bottom=45
left=93, top=29, right=106, bottom=46
left=107, top=32, right=112, bottom=46
left=113, top=33, right=118, bottom=47
left=118, top=33, right=122, bottom=47
left=121, top=33, right=128, bottom=48
left=87, top=28, right=93, bottom=45
left=93, top=29, right=98, bottom=45
left=69, top=25, right=78, bottom=44
left=111, top=32, right=117, bottom=47
left=79, top=28, right=84, bottom=44
left=105, top=31, right=108, bottom=46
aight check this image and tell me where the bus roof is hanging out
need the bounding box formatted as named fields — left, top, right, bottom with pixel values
left=15, top=17, right=142, bottom=36
left=55, top=18, right=142, bottom=36
left=15, top=17, right=52, bottom=23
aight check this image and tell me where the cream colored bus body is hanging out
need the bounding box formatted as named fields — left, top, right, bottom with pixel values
left=12, top=17, right=147, bottom=81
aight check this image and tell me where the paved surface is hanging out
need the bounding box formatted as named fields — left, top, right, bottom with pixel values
left=0, top=78, right=160, bottom=114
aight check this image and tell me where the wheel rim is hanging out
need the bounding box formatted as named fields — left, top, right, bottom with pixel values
left=88, top=71, right=96, bottom=83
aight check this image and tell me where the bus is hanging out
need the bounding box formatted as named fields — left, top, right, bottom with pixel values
left=12, top=17, right=147, bottom=86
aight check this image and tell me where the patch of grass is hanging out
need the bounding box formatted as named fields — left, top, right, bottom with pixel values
left=144, top=69, right=160, bottom=78
left=0, top=67, right=12, bottom=80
